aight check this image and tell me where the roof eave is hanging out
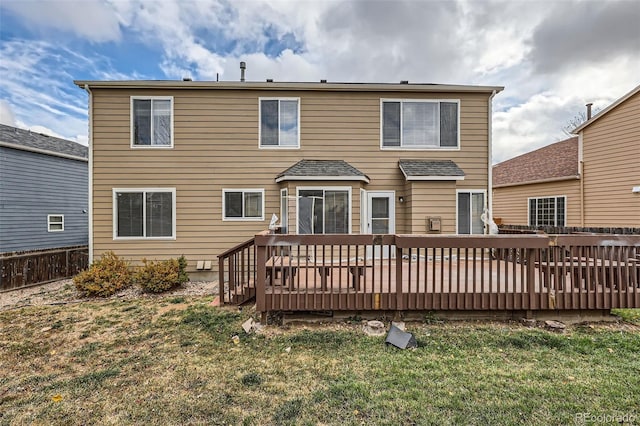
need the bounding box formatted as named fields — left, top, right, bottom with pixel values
left=405, top=175, right=465, bottom=181
left=275, top=175, right=370, bottom=184
left=73, top=80, right=504, bottom=94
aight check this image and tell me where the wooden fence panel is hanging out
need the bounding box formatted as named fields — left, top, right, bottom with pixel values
left=0, top=246, right=89, bottom=291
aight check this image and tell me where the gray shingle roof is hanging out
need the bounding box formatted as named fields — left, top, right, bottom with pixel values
left=0, top=124, right=88, bottom=160
left=399, top=159, right=465, bottom=180
left=276, top=160, right=369, bottom=182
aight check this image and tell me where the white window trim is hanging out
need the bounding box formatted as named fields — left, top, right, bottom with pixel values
left=258, top=97, right=301, bottom=149
left=379, top=98, right=461, bottom=151
left=130, top=96, right=175, bottom=149
left=527, top=195, right=567, bottom=227
left=456, top=189, right=487, bottom=235
left=296, top=186, right=352, bottom=234
left=112, top=188, right=176, bottom=240
left=280, top=188, right=288, bottom=232
left=47, top=214, right=64, bottom=232
left=222, top=189, right=265, bottom=221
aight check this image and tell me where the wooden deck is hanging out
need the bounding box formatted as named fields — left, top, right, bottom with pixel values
left=219, top=233, right=640, bottom=313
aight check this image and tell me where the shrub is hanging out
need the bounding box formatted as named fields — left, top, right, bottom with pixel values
left=136, top=256, right=189, bottom=293
left=74, top=251, right=133, bottom=297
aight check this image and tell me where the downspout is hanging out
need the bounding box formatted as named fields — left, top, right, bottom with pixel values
left=487, top=90, right=497, bottom=233
left=83, top=84, right=94, bottom=263
left=578, top=131, right=585, bottom=226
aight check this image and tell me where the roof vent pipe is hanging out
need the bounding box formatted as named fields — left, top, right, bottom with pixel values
left=586, top=103, right=593, bottom=120
left=240, top=61, right=246, bottom=82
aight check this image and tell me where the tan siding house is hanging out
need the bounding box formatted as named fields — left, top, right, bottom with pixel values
left=575, top=85, right=640, bottom=227
left=75, top=80, right=502, bottom=277
left=493, top=84, right=640, bottom=229
left=493, top=137, right=580, bottom=226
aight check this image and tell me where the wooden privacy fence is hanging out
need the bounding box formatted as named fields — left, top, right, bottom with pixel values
left=0, top=246, right=89, bottom=291
left=246, top=234, right=640, bottom=313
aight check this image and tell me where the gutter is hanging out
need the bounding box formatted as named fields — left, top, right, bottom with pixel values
left=578, top=131, right=585, bottom=226
left=493, top=175, right=581, bottom=189
left=0, top=141, right=87, bottom=162
left=83, top=84, right=94, bottom=264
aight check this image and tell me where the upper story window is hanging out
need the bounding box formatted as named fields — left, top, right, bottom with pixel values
left=529, top=196, right=566, bottom=227
left=223, top=189, right=265, bottom=221
left=48, top=215, right=64, bottom=232
left=131, top=97, right=173, bottom=148
left=381, top=99, right=459, bottom=149
left=113, top=188, right=176, bottom=239
left=259, top=98, right=299, bottom=148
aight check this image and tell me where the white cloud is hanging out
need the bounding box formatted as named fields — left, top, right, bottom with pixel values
left=1, top=0, right=122, bottom=42
left=0, top=100, right=17, bottom=126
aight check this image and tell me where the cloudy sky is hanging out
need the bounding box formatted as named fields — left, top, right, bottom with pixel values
left=0, top=0, right=638, bottom=163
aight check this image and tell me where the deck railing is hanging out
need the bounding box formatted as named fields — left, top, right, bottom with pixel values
left=217, top=237, right=257, bottom=305
left=253, top=234, right=640, bottom=313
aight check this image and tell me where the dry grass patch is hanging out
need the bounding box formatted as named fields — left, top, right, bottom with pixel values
left=1, top=300, right=639, bottom=425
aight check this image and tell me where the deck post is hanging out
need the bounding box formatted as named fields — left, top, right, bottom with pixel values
left=218, top=256, right=225, bottom=304
left=527, top=248, right=537, bottom=310
left=256, top=236, right=267, bottom=313
left=396, top=244, right=404, bottom=311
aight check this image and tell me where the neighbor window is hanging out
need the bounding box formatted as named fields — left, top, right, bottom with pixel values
left=298, top=188, right=350, bottom=234
left=131, top=97, right=173, bottom=147
left=260, top=98, right=299, bottom=148
left=48, top=215, right=64, bottom=232
left=223, top=189, right=264, bottom=220
left=458, top=191, right=485, bottom=234
left=113, top=188, right=175, bottom=238
left=382, top=100, right=459, bottom=148
left=529, top=196, right=566, bottom=227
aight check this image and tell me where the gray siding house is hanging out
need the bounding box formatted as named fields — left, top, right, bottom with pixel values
left=0, top=124, right=88, bottom=253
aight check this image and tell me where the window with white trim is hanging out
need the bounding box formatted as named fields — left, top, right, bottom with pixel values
left=382, top=99, right=459, bottom=148
left=529, top=196, right=566, bottom=227
left=223, top=189, right=264, bottom=220
left=48, top=215, right=64, bottom=232
left=457, top=191, right=485, bottom=234
left=297, top=188, right=350, bottom=234
left=114, top=189, right=175, bottom=238
left=131, top=97, right=173, bottom=147
left=259, top=98, right=299, bottom=148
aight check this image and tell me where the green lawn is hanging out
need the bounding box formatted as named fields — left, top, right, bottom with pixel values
left=1, top=298, right=638, bottom=425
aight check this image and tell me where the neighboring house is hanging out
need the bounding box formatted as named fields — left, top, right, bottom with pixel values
left=74, top=78, right=503, bottom=276
left=572, top=84, right=640, bottom=227
left=0, top=124, right=88, bottom=252
left=492, top=136, right=579, bottom=227
left=493, top=84, right=640, bottom=228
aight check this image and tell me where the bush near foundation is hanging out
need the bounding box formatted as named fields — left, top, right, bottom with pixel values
left=73, top=251, right=134, bottom=297
left=136, top=256, right=189, bottom=293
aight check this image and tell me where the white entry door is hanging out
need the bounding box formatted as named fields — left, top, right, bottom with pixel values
left=366, top=191, right=395, bottom=258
